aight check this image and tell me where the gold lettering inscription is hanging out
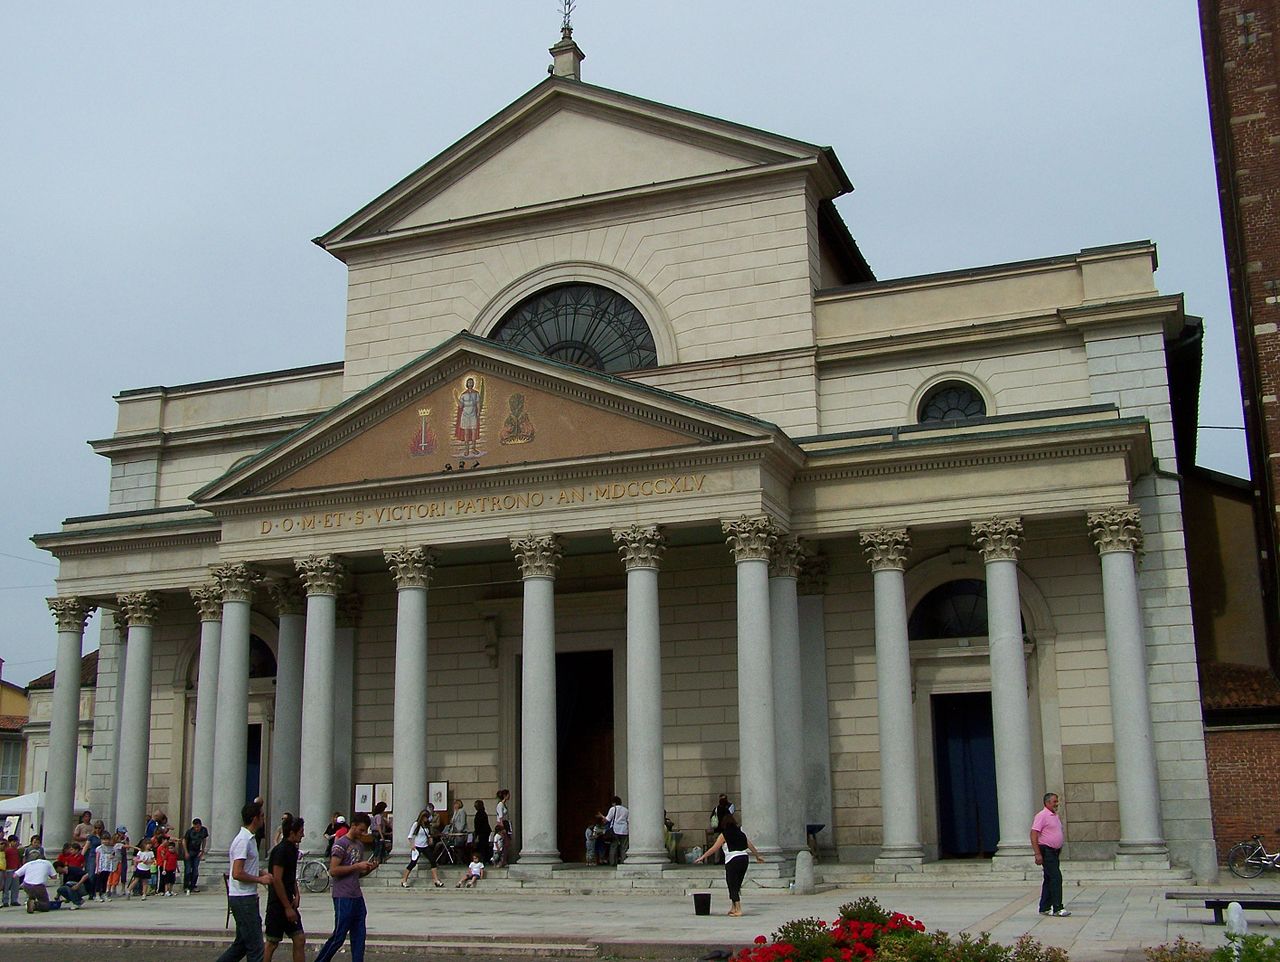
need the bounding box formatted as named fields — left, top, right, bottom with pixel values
left=255, top=474, right=708, bottom=536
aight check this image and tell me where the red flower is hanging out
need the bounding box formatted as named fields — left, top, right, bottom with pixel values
left=755, top=936, right=768, bottom=945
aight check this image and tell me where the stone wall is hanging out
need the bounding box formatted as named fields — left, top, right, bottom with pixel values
left=1204, top=726, right=1279, bottom=862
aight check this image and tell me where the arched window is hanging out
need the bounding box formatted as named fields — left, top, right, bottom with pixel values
left=908, top=578, right=1027, bottom=640
left=918, top=380, right=986, bottom=423
left=488, top=283, right=658, bottom=373
left=909, top=579, right=989, bottom=639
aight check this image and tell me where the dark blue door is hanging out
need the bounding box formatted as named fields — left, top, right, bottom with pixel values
left=932, top=692, right=999, bottom=857
left=246, top=723, right=262, bottom=807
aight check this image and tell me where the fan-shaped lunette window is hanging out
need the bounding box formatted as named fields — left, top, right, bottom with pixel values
left=489, top=283, right=658, bottom=373
left=918, top=381, right=987, bottom=423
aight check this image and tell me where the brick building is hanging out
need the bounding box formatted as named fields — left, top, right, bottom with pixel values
left=1199, top=1, right=1280, bottom=859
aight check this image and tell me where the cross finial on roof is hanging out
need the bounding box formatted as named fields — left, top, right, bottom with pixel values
left=549, top=0, right=585, bottom=80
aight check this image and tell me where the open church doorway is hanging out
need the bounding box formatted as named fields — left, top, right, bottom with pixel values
left=932, top=691, right=999, bottom=858
left=555, top=650, right=614, bottom=861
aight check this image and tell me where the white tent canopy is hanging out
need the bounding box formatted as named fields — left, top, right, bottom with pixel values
left=0, top=791, right=92, bottom=820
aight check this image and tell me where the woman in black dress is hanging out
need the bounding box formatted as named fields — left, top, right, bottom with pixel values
left=472, top=800, right=492, bottom=864
left=695, top=815, right=763, bottom=917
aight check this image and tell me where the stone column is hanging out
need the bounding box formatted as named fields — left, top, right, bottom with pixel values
left=860, top=528, right=925, bottom=868
left=1088, top=506, right=1168, bottom=860
left=188, top=585, right=223, bottom=825
left=512, top=535, right=561, bottom=864
left=386, top=546, right=437, bottom=855
left=769, top=536, right=807, bottom=856
left=972, top=517, right=1035, bottom=860
left=613, top=524, right=667, bottom=867
left=722, top=515, right=781, bottom=857
left=266, top=579, right=306, bottom=827
left=331, top=594, right=360, bottom=814
left=44, top=597, right=96, bottom=850
left=297, top=555, right=346, bottom=847
left=115, top=590, right=160, bottom=841
left=797, top=552, right=835, bottom=854
left=211, top=562, right=259, bottom=850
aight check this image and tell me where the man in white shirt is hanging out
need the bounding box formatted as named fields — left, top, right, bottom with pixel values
left=216, top=801, right=273, bottom=962
left=15, top=856, right=67, bottom=912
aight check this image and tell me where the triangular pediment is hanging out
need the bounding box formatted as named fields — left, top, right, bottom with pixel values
left=193, top=334, right=780, bottom=502
left=317, top=78, right=850, bottom=249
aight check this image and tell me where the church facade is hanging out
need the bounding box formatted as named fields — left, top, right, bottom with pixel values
left=34, top=34, right=1217, bottom=879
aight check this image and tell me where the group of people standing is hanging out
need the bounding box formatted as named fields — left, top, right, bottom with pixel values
left=398, top=790, right=514, bottom=889
left=1, top=809, right=211, bottom=913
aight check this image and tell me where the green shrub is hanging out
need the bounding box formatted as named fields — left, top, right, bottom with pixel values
left=840, top=895, right=893, bottom=926
left=1145, top=936, right=1212, bottom=962
left=1212, top=934, right=1280, bottom=962
left=771, top=916, right=837, bottom=960
left=874, top=930, right=1069, bottom=962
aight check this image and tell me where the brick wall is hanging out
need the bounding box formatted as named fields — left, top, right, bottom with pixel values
left=1205, top=726, right=1280, bottom=862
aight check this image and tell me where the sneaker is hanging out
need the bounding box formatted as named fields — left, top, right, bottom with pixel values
left=1053, top=909, right=1072, bottom=917
left=140, top=894, right=147, bottom=901
left=1039, top=909, right=1052, bottom=916
left=65, top=903, right=79, bottom=910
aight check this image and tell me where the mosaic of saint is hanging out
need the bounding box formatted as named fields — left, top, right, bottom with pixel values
left=452, top=374, right=487, bottom=458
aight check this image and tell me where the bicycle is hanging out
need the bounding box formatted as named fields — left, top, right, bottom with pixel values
left=299, top=851, right=331, bottom=893
left=1227, top=833, right=1280, bottom=878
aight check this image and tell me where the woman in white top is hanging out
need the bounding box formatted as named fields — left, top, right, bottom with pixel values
left=495, top=789, right=512, bottom=836
left=400, top=809, right=444, bottom=889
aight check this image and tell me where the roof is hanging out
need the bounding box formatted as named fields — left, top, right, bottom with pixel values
left=0, top=715, right=26, bottom=734
left=26, top=650, right=98, bottom=692
left=1199, top=661, right=1280, bottom=711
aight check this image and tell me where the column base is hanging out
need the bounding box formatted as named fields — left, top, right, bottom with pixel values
left=1115, top=843, right=1169, bottom=870
left=513, top=850, right=562, bottom=869
left=621, top=847, right=669, bottom=866
left=992, top=843, right=1035, bottom=867
left=875, top=848, right=925, bottom=873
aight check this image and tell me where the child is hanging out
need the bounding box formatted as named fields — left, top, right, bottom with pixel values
left=489, top=820, right=506, bottom=867
left=157, top=836, right=178, bottom=896
left=93, top=833, right=118, bottom=902
left=458, top=855, right=484, bottom=888
left=130, top=839, right=154, bottom=900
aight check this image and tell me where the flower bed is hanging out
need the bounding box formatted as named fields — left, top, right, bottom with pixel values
left=731, top=897, right=1070, bottom=962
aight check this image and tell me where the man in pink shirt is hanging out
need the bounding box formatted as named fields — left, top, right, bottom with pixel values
left=1030, top=792, right=1069, bottom=917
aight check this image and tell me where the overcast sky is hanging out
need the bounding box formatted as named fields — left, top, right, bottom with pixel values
left=0, top=1, right=1242, bottom=686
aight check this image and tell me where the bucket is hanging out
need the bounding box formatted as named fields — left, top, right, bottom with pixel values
left=693, top=892, right=712, bottom=916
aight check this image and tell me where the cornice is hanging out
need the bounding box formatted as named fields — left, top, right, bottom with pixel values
left=815, top=295, right=1182, bottom=369
left=38, top=529, right=221, bottom=560
left=799, top=420, right=1149, bottom=484
left=89, top=413, right=317, bottom=458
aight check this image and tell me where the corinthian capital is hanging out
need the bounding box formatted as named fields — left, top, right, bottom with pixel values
left=212, top=562, right=261, bottom=603
left=511, top=535, right=562, bottom=579
left=972, top=517, right=1024, bottom=562
left=295, top=555, right=348, bottom=596
left=384, top=546, right=438, bottom=589
left=1088, top=505, right=1143, bottom=555
left=47, top=597, right=96, bottom=633
left=612, top=524, right=666, bottom=571
left=265, top=578, right=306, bottom=616
left=722, top=515, right=778, bottom=563
left=117, top=591, right=160, bottom=628
left=189, top=584, right=223, bottom=622
left=859, top=528, right=910, bottom=572
left=769, top=536, right=805, bottom=579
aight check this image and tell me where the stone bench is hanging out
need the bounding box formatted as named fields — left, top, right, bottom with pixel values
left=1165, top=891, right=1280, bottom=925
